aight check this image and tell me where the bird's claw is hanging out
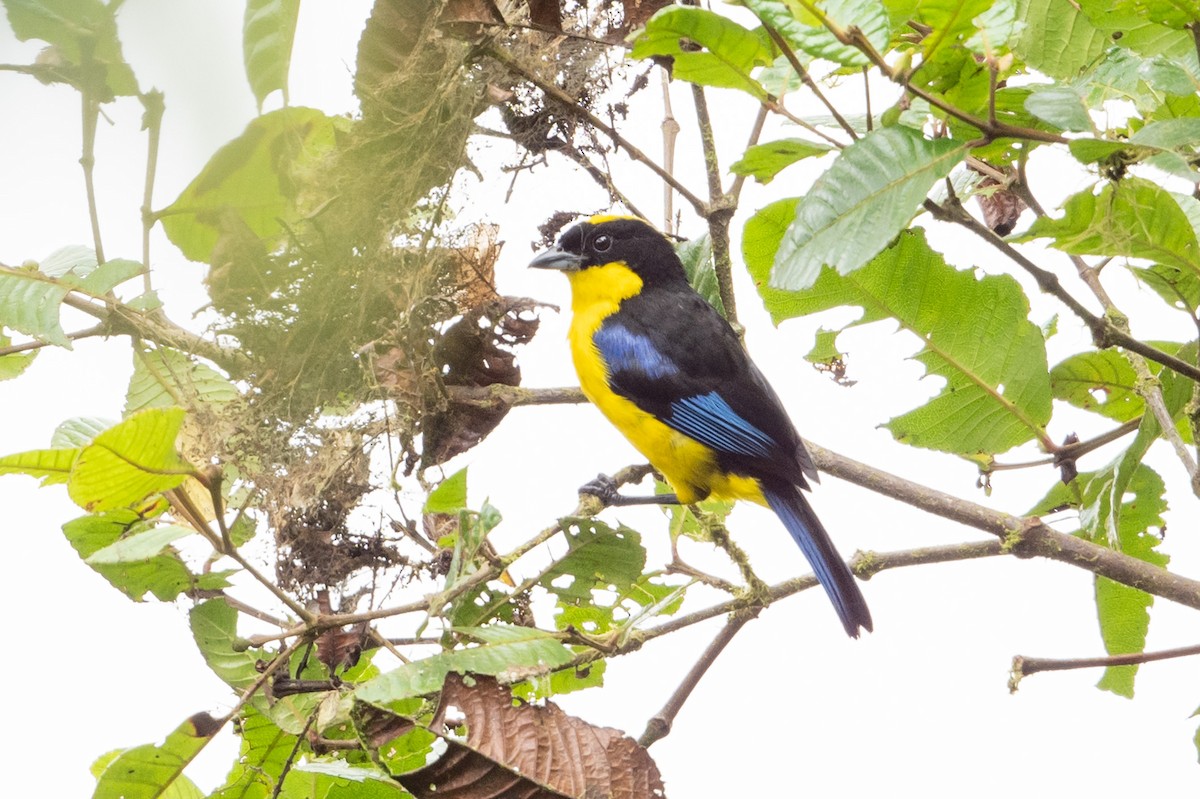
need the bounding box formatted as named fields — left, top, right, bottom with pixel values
left=579, top=473, right=621, bottom=506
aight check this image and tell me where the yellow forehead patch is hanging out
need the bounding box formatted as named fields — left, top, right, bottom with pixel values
left=588, top=213, right=645, bottom=225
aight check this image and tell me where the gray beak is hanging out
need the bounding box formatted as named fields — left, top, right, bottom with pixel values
left=529, top=247, right=584, bottom=272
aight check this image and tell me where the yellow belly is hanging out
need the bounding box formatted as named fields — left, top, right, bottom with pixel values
left=566, top=262, right=764, bottom=505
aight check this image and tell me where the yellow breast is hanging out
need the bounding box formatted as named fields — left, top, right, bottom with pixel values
left=565, top=262, right=764, bottom=505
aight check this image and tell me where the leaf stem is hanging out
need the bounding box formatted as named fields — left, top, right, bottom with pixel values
left=763, top=23, right=858, bottom=141
left=139, top=90, right=165, bottom=292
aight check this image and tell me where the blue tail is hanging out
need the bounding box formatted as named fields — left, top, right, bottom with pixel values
left=763, top=483, right=872, bottom=637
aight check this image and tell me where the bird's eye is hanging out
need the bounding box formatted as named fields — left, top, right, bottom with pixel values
left=593, top=234, right=612, bottom=252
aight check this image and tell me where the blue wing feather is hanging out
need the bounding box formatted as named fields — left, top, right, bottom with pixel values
left=593, top=323, right=679, bottom=379
left=666, top=392, right=774, bottom=458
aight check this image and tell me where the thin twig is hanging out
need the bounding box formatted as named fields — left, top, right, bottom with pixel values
left=763, top=24, right=858, bottom=141
left=1010, top=642, right=1200, bottom=692
left=689, top=83, right=739, bottom=325
left=139, top=90, right=164, bottom=293
left=80, top=91, right=105, bottom=263
left=728, top=105, right=769, bottom=202
left=660, top=68, right=679, bottom=233
left=988, top=418, right=1140, bottom=471
left=0, top=324, right=106, bottom=356
left=484, top=46, right=708, bottom=216
left=639, top=610, right=759, bottom=747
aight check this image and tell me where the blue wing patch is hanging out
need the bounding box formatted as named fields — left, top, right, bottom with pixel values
left=593, top=323, right=680, bottom=379
left=666, top=391, right=774, bottom=457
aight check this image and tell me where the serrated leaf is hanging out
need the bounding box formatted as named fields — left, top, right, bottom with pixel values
left=50, top=416, right=113, bottom=448
left=67, top=407, right=194, bottom=512
left=92, top=714, right=216, bottom=799
left=424, top=467, right=467, bottom=513
left=805, top=327, right=843, bottom=364
left=0, top=266, right=72, bottom=347
left=631, top=7, right=773, bottom=98
left=355, top=626, right=574, bottom=703
left=86, top=523, right=194, bottom=565
left=755, top=229, right=1051, bottom=455
left=729, top=138, right=832, bottom=184
left=126, top=346, right=239, bottom=414
left=771, top=127, right=966, bottom=290
left=243, top=0, right=301, bottom=110
left=676, top=233, right=725, bottom=315
left=159, top=107, right=338, bottom=263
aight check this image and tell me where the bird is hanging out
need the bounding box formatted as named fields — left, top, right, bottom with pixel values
left=529, top=214, right=872, bottom=637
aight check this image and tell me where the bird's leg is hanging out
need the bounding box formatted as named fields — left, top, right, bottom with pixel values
left=579, top=473, right=680, bottom=507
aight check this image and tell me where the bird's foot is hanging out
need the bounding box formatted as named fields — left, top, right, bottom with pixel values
left=579, top=473, right=622, bottom=506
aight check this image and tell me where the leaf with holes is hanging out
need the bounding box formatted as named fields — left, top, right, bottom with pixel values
left=750, top=228, right=1051, bottom=456
left=92, top=713, right=220, bottom=799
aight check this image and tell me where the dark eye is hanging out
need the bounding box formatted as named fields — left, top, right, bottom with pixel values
left=593, top=234, right=612, bottom=252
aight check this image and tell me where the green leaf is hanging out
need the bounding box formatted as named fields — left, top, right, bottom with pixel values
left=0, top=445, right=78, bottom=485
left=126, top=346, right=239, bottom=414
left=92, top=714, right=217, bottom=799
left=1027, top=464, right=1168, bottom=697
left=729, top=138, right=832, bottom=184
left=1051, top=350, right=1143, bottom=422
left=424, top=467, right=467, bottom=513
left=1013, top=0, right=1107, bottom=79
left=1, top=0, right=139, bottom=97
left=540, top=519, right=646, bottom=603
left=631, top=7, right=773, bottom=98
left=86, top=523, right=194, bottom=565
left=1025, top=85, right=1092, bottom=131
left=676, top=233, right=725, bottom=315
left=191, top=598, right=264, bottom=692
left=1022, top=178, right=1200, bottom=278
left=75, top=258, right=145, bottom=294
left=0, top=265, right=72, bottom=347
left=210, top=707, right=299, bottom=799
left=770, top=128, right=966, bottom=290
left=755, top=230, right=1051, bottom=455
left=39, top=244, right=97, bottom=277
left=159, top=107, right=339, bottom=263
left=963, top=0, right=1021, bottom=54
left=805, top=327, right=843, bottom=365
left=67, top=407, right=193, bottom=512
left=62, top=511, right=215, bottom=601
left=355, top=626, right=574, bottom=704
left=743, top=0, right=890, bottom=68
left=0, top=333, right=37, bottom=381
left=914, top=0, right=995, bottom=61
left=51, top=415, right=112, bottom=448
left=243, top=0, right=301, bottom=110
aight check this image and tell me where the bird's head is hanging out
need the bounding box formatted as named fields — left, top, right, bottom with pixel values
left=529, top=215, right=686, bottom=288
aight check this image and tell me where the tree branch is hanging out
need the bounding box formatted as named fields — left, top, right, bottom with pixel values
left=806, top=440, right=1200, bottom=610
left=1009, top=642, right=1200, bottom=692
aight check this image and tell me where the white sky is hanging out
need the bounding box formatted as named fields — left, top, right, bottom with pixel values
left=1, top=2, right=1198, bottom=796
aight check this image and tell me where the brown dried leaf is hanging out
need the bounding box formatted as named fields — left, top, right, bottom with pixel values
left=422, top=297, right=546, bottom=465
left=974, top=175, right=1027, bottom=236
left=374, top=674, right=666, bottom=799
